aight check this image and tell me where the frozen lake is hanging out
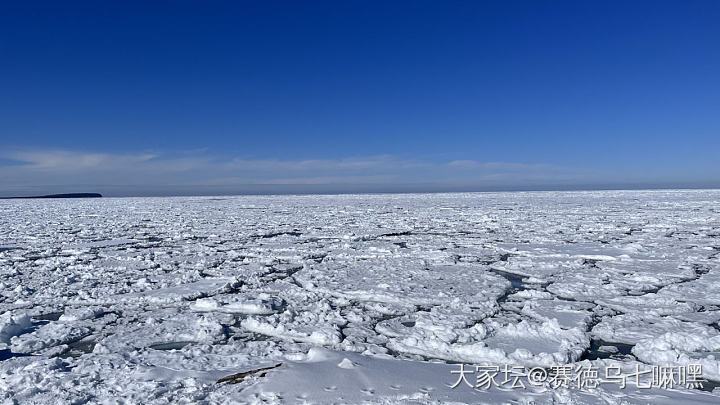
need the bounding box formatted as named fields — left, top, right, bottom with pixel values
left=1, top=190, right=719, bottom=403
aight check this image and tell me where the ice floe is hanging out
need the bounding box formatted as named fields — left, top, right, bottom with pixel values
left=1, top=190, right=719, bottom=403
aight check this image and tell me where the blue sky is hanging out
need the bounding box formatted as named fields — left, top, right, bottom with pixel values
left=1, top=1, right=719, bottom=196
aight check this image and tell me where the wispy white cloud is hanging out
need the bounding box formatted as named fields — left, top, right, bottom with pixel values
left=224, top=155, right=424, bottom=172
left=0, top=148, right=595, bottom=196
left=8, top=150, right=159, bottom=171
left=447, top=160, right=559, bottom=171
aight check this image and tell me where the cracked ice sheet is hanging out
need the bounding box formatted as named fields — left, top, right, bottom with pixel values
left=1, top=190, right=720, bottom=403
left=294, top=260, right=509, bottom=307
left=658, top=269, right=720, bottom=306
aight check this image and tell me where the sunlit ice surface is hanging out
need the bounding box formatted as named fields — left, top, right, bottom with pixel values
left=1, top=190, right=719, bottom=404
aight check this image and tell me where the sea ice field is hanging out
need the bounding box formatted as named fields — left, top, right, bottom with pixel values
left=1, top=190, right=719, bottom=404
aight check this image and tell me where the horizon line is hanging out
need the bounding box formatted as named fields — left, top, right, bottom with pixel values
left=2, top=182, right=719, bottom=199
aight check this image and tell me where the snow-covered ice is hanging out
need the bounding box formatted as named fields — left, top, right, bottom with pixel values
left=1, top=190, right=719, bottom=403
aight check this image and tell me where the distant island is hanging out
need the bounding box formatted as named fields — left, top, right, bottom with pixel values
left=0, top=193, right=103, bottom=199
